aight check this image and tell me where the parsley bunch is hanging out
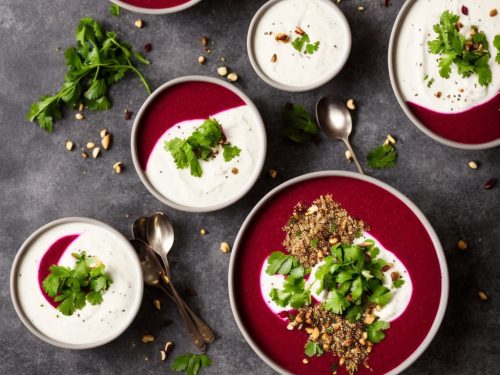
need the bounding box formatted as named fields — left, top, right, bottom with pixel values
left=427, top=11, right=496, bottom=87
left=291, top=33, right=320, bottom=55
left=42, top=252, right=112, bottom=316
left=367, top=144, right=397, bottom=169
left=165, top=118, right=241, bottom=177
left=171, top=353, right=212, bottom=375
left=27, top=18, right=151, bottom=132
left=282, top=103, right=320, bottom=143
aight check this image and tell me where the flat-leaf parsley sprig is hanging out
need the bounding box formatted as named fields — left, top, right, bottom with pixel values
left=165, top=118, right=241, bottom=178
left=42, top=251, right=112, bottom=316
left=27, top=18, right=151, bottom=132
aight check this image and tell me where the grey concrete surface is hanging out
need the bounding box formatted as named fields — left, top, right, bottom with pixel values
left=0, top=0, right=499, bottom=374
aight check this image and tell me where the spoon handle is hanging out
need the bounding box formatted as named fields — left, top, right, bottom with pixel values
left=162, top=280, right=207, bottom=352
left=160, top=258, right=216, bottom=344
left=157, top=283, right=216, bottom=343
left=343, top=139, right=365, bottom=175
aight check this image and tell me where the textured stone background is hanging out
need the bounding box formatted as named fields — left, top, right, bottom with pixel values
left=0, top=0, right=499, bottom=374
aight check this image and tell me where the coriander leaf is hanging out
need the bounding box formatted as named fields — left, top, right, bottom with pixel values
left=42, top=274, right=60, bottom=297
left=171, top=353, right=212, bottom=375
left=305, top=41, right=320, bottom=54
left=86, top=291, right=103, bottom=305
left=367, top=144, right=397, bottom=169
left=346, top=305, right=363, bottom=323
left=392, top=278, right=405, bottom=289
left=84, top=79, right=107, bottom=101
left=438, top=52, right=456, bottom=78
left=369, top=285, right=392, bottom=306
left=494, top=35, right=500, bottom=63
left=133, top=51, right=151, bottom=65
left=222, top=144, right=241, bottom=161
left=165, top=138, right=189, bottom=169
left=304, top=341, right=323, bottom=357
left=324, top=290, right=349, bottom=314
left=282, top=103, right=319, bottom=143
left=367, top=320, right=390, bottom=343
left=108, top=3, right=120, bottom=16
left=266, top=251, right=290, bottom=275
left=292, top=34, right=310, bottom=53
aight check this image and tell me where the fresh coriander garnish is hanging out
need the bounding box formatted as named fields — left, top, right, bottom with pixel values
left=42, top=252, right=112, bottom=316
left=305, top=341, right=324, bottom=357
left=392, top=278, right=405, bottom=289
left=164, top=118, right=241, bottom=178
left=27, top=18, right=150, bottom=132
left=367, top=144, right=397, bottom=169
left=291, top=32, right=320, bottom=55
left=108, top=3, right=120, bottom=16
left=494, top=35, right=500, bottom=63
left=427, top=11, right=494, bottom=87
left=282, top=103, right=320, bottom=143
left=171, top=353, right=212, bottom=375
left=366, top=320, right=390, bottom=343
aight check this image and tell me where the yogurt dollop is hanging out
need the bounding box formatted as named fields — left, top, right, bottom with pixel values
left=395, top=0, right=500, bottom=113
left=260, top=233, right=412, bottom=322
left=14, top=221, right=142, bottom=346
left=145, top=106, right=263, bottom=208
left=251, top=0, right=350, bottom=89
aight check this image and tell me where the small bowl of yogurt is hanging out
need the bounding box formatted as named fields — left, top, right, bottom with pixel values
left=131, top=76, right=267, bottom=212
left=10, top=217, right=144, bottom=349
left=109, top=0, right=202, bottom=15
left=247, top=0, right=352, bottom=92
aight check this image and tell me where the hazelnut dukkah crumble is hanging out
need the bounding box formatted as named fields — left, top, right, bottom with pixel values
left=266, top=195, right=404, bottom=374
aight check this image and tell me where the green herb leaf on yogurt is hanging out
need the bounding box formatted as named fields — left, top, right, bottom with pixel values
left=291, top=32, right=320, bottom=55
left=493, top=35, right=500, bottom=64
left=42, top=252, right=112, bottom=316
left=427, top=11, right=494, bottom=87
left=222, top=144, right=241, bottom=162
left=392, top=278, right=405, bottom=289
left=27, top=18, right=150, bottom=132
left=282, top=103, right=320, bottom=143
left=165, top=118, right=241, bottom=177
left=367, top=144, right=398, bottom=169
left=108, top=3, right=120, bottom=16
left=171, top=353, right=212, bottom=375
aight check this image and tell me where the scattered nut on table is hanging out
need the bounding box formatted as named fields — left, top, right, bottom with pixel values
left=113, top=162, right=123, bottom=174
left=141, top=334, right=154, bottom=343
left=346, top=99, right=356, bottom=110
left=66, top=141, right=74, bottom=151
left=220, top=242, right=231, bottom=253
left=153, top=299, right=161, bottom=311
left=92, top=147, right=100, bottom=159
left=102, top=134, right=112, bottom=150
left=457, top=240, right=468, bottom=250
left=134, top=19, right=144, bottom=28
left=198, top=56, right=206, bottom=65
left=75, top=113, right=84, bottom=120
left=217, top=66, right=228, bottom=76
left=227, top=72, right=238, bottom=82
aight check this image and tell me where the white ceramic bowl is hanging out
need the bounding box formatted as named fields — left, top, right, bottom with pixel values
left=247, top=0, right=351, bottom=92
left=388, top=0, right=500, bottom=150
left=110, top=0, right=201, bottom=15
left=131, top=75, right=267, bottom=213
left=10, top=217, right=144, bottom=349
left=228, top=171, right=449, bottom=374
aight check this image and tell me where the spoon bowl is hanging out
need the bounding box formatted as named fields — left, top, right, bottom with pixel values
left=147, top=212, right=175, bottom=257
left=316, top=96, right=364, bottom=174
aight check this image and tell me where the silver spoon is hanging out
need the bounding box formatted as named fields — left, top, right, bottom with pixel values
left=316, top=96, right=365, bottom=174
left=146, top=213, right=216, bottom=344
left=130, top=238, right=207, bottom=352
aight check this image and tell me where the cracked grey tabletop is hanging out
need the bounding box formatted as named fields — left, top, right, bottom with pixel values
left=0, top=0, right=499, bottom=374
